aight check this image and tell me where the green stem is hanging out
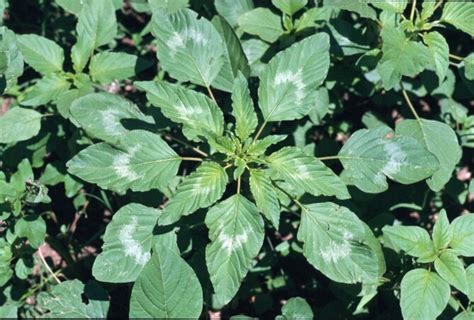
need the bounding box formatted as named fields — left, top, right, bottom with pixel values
left=400, top=83, right=421, bottom=122
left=272, top=181, right=304, bottom=210
left=317, top=155, right=340, bottom=161
left=237, top=177, right=241, bottom=194
left=206, top=85, right=218, bottom=105
left=449, top=53, right=464, bottom=61
left=181, top=157, right=204, bottom=162
left=410, top=0, right=417, bottom=22
left=253, top=120, right=268, bottom=143
left=165, top=135, right=209, bottom=157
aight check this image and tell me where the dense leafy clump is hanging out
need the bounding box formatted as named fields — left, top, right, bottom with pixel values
left=0, top=0, right=473, bottom=318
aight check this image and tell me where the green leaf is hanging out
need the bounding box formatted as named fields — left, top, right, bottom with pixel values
left=464, top=53, right=474, bottom=81
left=267, top=147, right=350, bottom=199
left=70, top=92, right=154, bottom=144
left=396, top=119, right=461, bottom=192
left=92, top=203, right=160, bottom=283
left=432, top=209, right=452, bottom=251
left=277, top=297, right=313, bottom=320
left=0, top=27, right=24, bottom=93
left=339, top=126, right=439, bottom=193
left=214, top=0, right=254, bottom=27
left=258, top=33, right=330, bottom=122
left=89, top=52, right=138, bottom=84
left=211, top=16, right=250, bottom=93
left=238, top=8, right=283, bottom=43
left=0, top=305, right=17, bottom=318
left=467, top=264, right=474, bottom=301
left=454, top=311, right=474, bottom=320
left=272, top=0, right=307, bottom=15
left=205, top=194, right=265, bottom=306
left=369, top=0, right=408, bottom=13
left=55, top=0, right=83, bottom=15
left=449, top=213, right=474, bottom=257
left=17, top=34, right=63, bottom=74
left=245, top=134, right=287, bottom=156
left=129, top=241, right=203, bottom=318
left=327, top=0, right=377, bottom=20
left=377, top=26, right=431, bottom=90
left=148, top=0, right=189, bottom=12
left=298, top=202, right=386, bottom=284
left=21, top=74, right=70, bottom=107
left=0, top=107, right=42, bottom=144
left=71, top=0, right=117, bottom=72
left=231, top=72, right=258, bottom=141
left=435, top=251, right=468, bottom=294
left=420, top=0, right=437, bottom=21
left=249, top=169, right=280, bottom=229
left=382, top=225, right=435, bottom=259
left=135, top=81, right=224, bottom=142
left=160, top=162, right=228, bottom=225
left=38, top=280, right=109, bottom=318
left=67, top=130, right=181, bottom=194
left=441, top=1, right=474, bottom=37
left=400, top=269, right=450, bottom=320
left=152, top=8, right=225, bottom=87
left=15, top=215, right=46, bottom=248
left=423, top=31, right=449, bottom=83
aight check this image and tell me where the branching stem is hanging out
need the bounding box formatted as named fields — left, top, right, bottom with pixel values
left=449, top=53, right=464, bottom=61
left=317, top=155, right=340, bottom=161
left=206, top=85, right=218, bottom=105
left=37, top=246, right=61, bottom=284
left=253, top=121, right=268, bottom=142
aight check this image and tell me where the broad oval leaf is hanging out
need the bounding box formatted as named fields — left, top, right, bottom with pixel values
left=148, top=0, right=189, bottom=12
left=467, top=265, right=474, bottom=302
left=441, top=1, right=474, bottom=37
left=21, top=74, right=71, bottom=107
left=249, top=169, right=280, bottom=229
left=449, top=213, right=474, bottom=257
left=152, top=8, right=225, bottom=87
left=298, top=202, right=386, bottom=284
left=205, top=194, right=265, bottom=307
left=238, top=8, right=283, bottom=43
left=37, top=280, right=109, bottom=318
left=0, top=27, right=24, bottom=92
left=135, top=81, right=224, bottom=142
left=377, top=26, right=431, bottom=90
left=432, top=209, right=452, bottom=251
left=434, top=251, right=468, bottom=294
left=231, top=72, right=258, bottom=141
left=17, top=34, right=64, bottom=74
left=129, top=242, right=203, bottom=318
left=276, top=297, right=313, bottom=320
left=339, top=126, right=439, bottom=193
left=92, top=203, right=160, bottom=283
left=89, top=52, right=138, bottom=84
left=70, top=92, right=155, bottom=144
left=71, top=0, right=117, bottom=72
left=423, top=31, right=449, bottom=84
left=67, top=130, right=181, bottom=194
left=382, top=225, right=435, bottom=259
left=0, top=108, right=42, bottom=144
left=214, top=0, right=254, bottom=27
left=211, top=16, right=250, bottom=93
left=267, top=146, right=350, bottom=200
left=400, top=269, right=450, bottom=320
left=396, top=119, right=461, bottom=192
left=258, top=33, right=330, bottom=122
left=272, top=0, right=307, bottom=16
left=159, top=162, right=228, bottom=225
left=327, top=0, right=377, bottom=20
